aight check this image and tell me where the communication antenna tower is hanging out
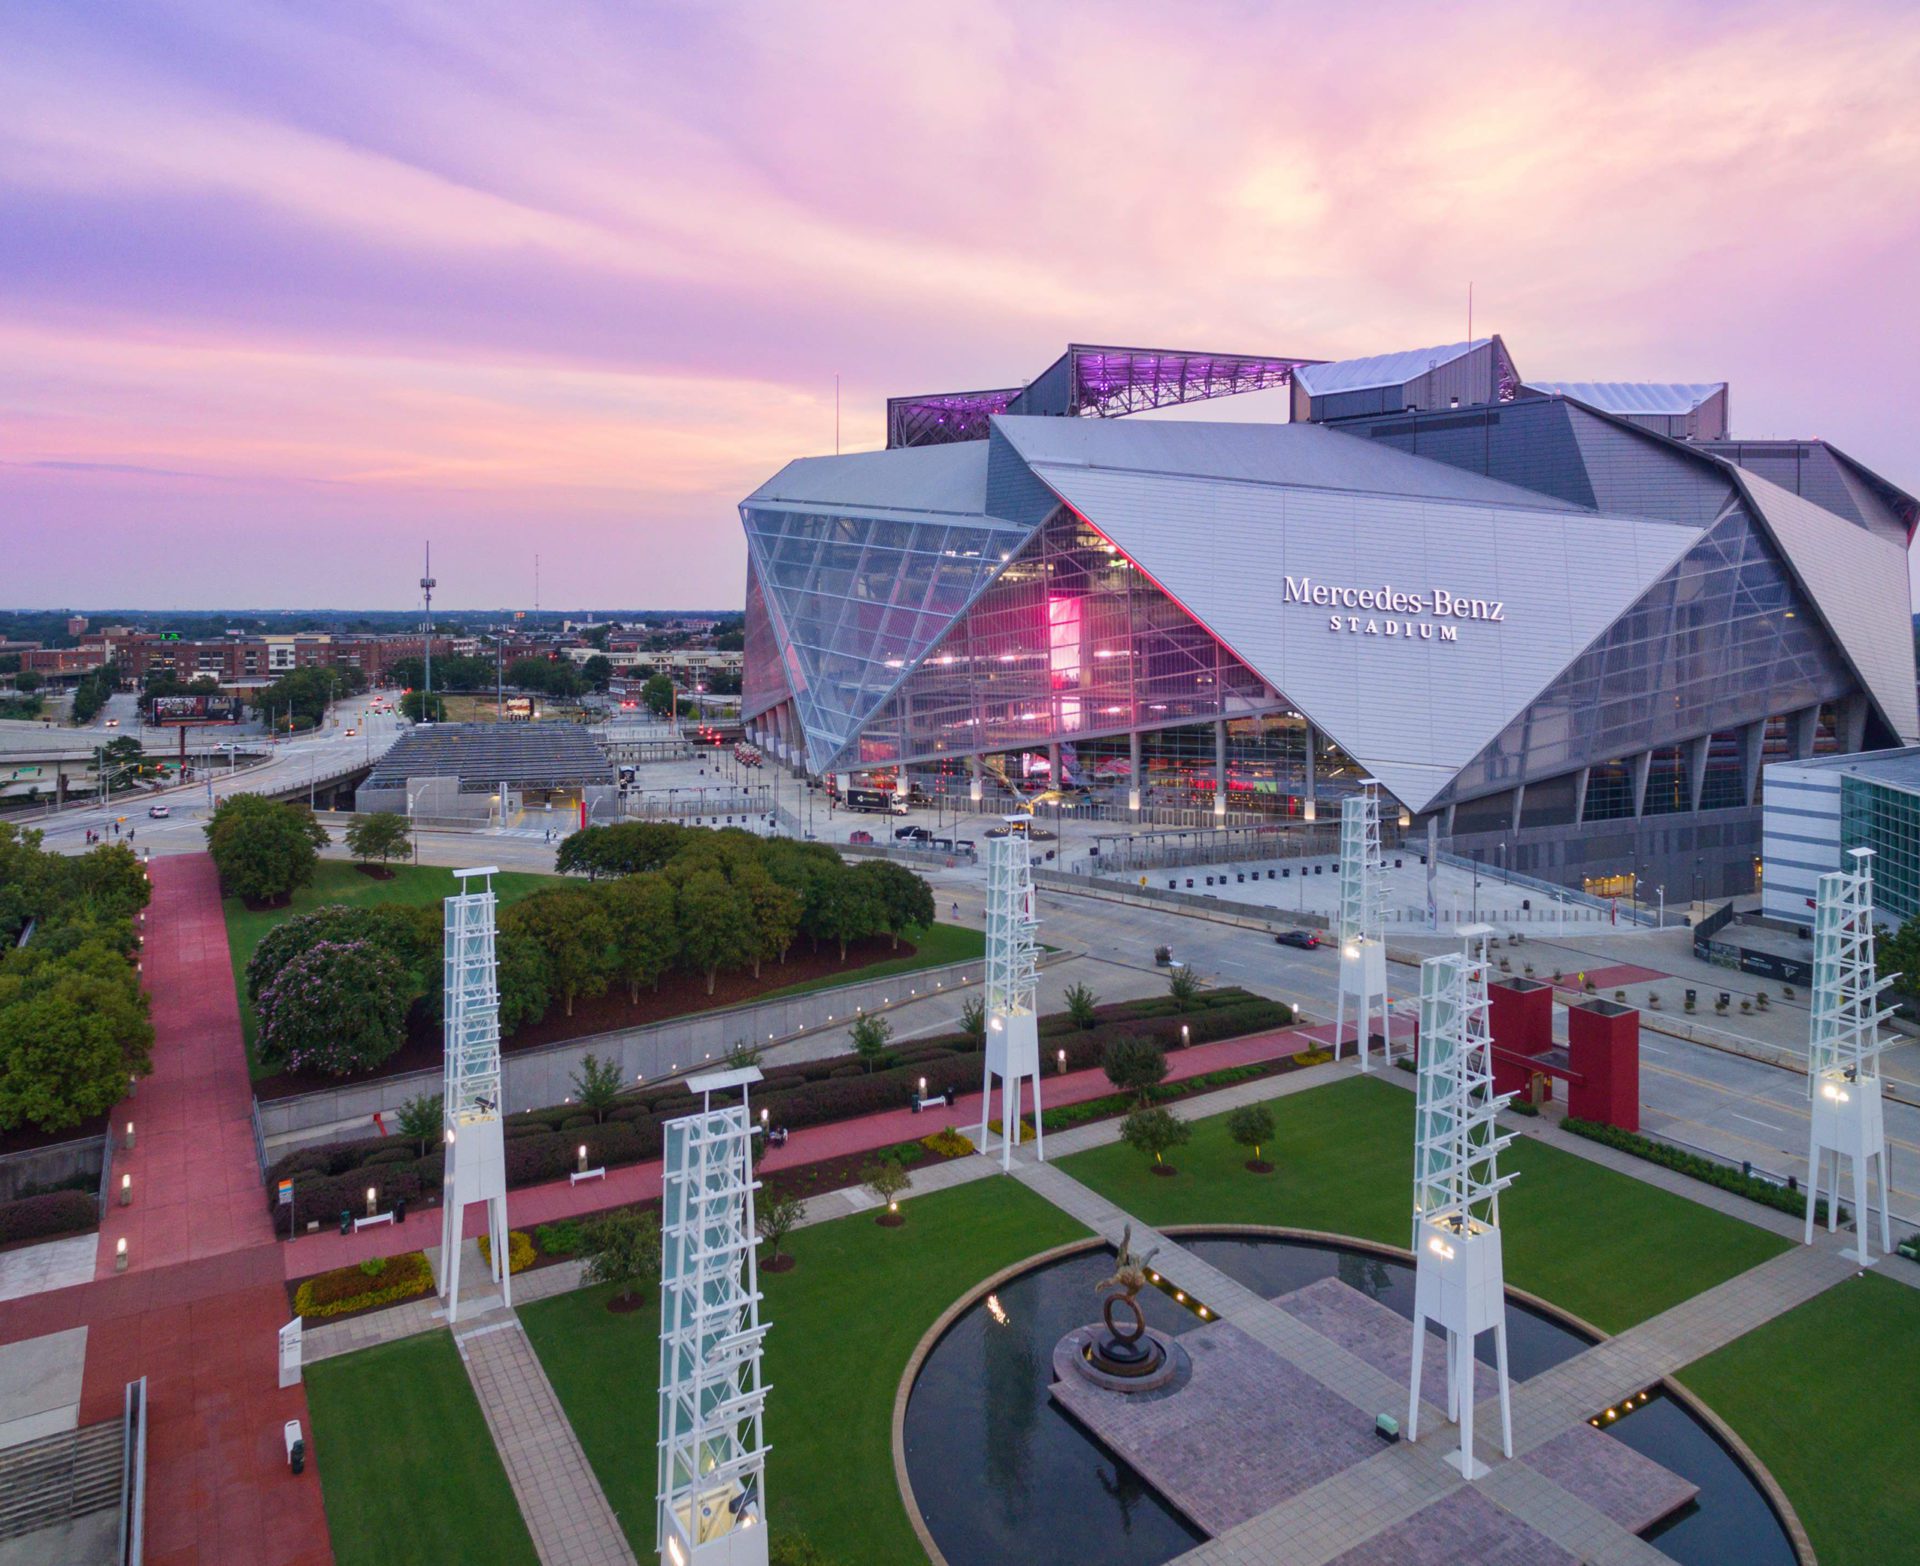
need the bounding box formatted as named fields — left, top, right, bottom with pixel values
left=420, top=542, right=437, bottom=706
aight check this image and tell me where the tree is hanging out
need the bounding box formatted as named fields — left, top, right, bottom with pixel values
left=61, top=842, right=151, bottom=926
left=1168, top=965, right=1202, bottom=1005
left=1119, top=1106, right=1190, bottom=1172
left=0, top=943, right=154, bottom=1133
left=396, top=1092, right=444, bottom=1157
left=256, top=939, right=408, bottom=1076
left=569, top=1052, right=623, bottom=1123
left=861, top=1156, right=912, bottom=1222
left=496, top=927, right=551, bottom=1035
left=675, top=869, right=756, bottom=994
left=581, top=654, right=614, bottom=691
left=854, top=860, right=936, bottom=949
left=601, top=874, right=678, bottom=1000
left=13, top=669, right=41, bottom=693
left=805, top=862, right=882, bottom=961
left=69, top=664, right=117, bottom=725
left=959, top=995, right=985, bottom=1042
left=642, top=672, right=674, bottom=717
left=756, top=1190, right=806, bottom=1269
left=344, top=811, right=411, bottom=868
left=557, top=822, right=688, bottom=879
left=1064, top=981, right=1099, bottom=1028
left=204, top=794, right=327, bottom=903
left=849, top=1012, right=892, bottom=1074
left=399, top=689, right=447, bottom=723
left=581, top=1207, right=662, bottom=1304
left=737, top=864, right=801, bottom=977
left=504, top=888, right=614, bottom=1017
left=1102, top=1036, right=1167, bottom=1105
left=1227, top=1104, right=1277, bottom=1171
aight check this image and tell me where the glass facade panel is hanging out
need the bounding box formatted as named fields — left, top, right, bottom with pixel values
left=1583, top=761, right=1635, bottom=822
left=1700, top=730, right=1747, bottom=811
left=854, top=508, right=1287, bottom=772
left=1842, top=777, right=1920, bottom=926
left=1449, top=501, right=1856, bottom=801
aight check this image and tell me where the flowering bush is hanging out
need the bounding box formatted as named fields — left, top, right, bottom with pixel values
left=256, top=939, right=408, bottom=1075
left=292, top=1250, right=433, bottom=1319
left=476, top=1229, right=538, bottom=1275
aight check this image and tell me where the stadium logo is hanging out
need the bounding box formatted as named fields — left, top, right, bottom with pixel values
left=1281, top=576, right=1503, bottom=642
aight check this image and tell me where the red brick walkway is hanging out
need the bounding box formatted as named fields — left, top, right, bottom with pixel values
left=0, top=854, right=332, bottom=1566
left=283, top=1022, right=1310, bottom=1277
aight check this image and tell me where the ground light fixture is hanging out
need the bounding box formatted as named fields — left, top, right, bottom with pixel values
left=115, top=1237, right=127, bottom=1272
left=366, top=1186, right=377, bottom=1216
left=124, top=1120, right=134, bottom=1150
left=577, top=1144, right=588, bottom=1173
left=120, top=1174, right=131, bottom=1207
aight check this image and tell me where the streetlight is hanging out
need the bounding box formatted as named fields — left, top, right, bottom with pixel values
left=1471, top=848, right=1483, bottom=924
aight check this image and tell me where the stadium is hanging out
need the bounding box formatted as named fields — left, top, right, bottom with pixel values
left=740, top=339, right=1918, bottom=900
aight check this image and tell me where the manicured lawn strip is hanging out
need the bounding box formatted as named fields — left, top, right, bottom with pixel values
left=1058, top=1074, right=1789, bottom=1333
left=750, top=919, right=984, bottom=1001
left=305, top=1332, right=538, bottom=1566
left=1678, top=1273, right=1920, bottom=1566
left=523, top=1176, right=1089, bottom=1565
left=223, top=860, right=559, bottom=1066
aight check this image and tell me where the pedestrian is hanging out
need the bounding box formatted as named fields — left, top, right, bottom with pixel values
left=129, top=828, right=135, bottom=842
left=950, top=900, right=959, bottom=920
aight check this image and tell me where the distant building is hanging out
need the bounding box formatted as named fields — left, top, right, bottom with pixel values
left=1762, top=747, right=1920, bottom=928
left=65, top=615, right=88, bottom=637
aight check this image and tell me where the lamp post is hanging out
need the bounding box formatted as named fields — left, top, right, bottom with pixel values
left=1471, top=849, right=1483, bottom=924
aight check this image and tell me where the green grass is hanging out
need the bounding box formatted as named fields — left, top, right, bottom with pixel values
left=522, top=1175, right=1088, bottom=1565
left=750, top=920, right=985, bottom=1002
left=1678, top=1272, right=1920, bottom=1565
left=222, top=860, right=561, bottom=1068
left=305, top=1332, right=538, bottom=1566
left=1058, top=1074, right=1790, bottom=1333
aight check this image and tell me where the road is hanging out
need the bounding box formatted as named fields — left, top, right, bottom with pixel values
left=28, top=689, right=408, bottom=856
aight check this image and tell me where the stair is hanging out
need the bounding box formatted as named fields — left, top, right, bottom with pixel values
left=0, top=1421, right=124, bottom=1542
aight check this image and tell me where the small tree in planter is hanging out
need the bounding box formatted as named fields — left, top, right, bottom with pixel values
left=862, top=1156, right=912, bottom=1225
left=849, top=1011, right=893, bottom=1074
left=1064, top=981, right=1099, bottom=1029
left=395, top=1091, right=444, bottom=1157
left=1228, top=1104, right=1276, bottom=1173
left=1120, top=1106, right=1190, bottom=1176
left=1756, top=990, right=1770, bottom=1010
left=1167, top=966, right=1201, bottom=1005
left=1646, top=991, right=1662, bottom=1010
left=1523, top=963, right=1534, bottom=977
left=581, top=1207, right=662, bottom=1313
left=1614, top=989, right=1627, bottom=1003
left=1783, top=986, right=1796, bottom=1002
left=959, top=995, right=986, bottom=1043
left=1715, top=995, right=1730, bottom=1014
left=1684, top=993, right=1697, bottom=1013
left=1740, top=999, right=1752, bottom=1014
left=756, top=1190, right=806, bottom=1272
left=568, top=1052, right=623, bottom=1123
left=1551, top=968, right=1563, bottom=983
left=1102, top=1035, right=1168, bottom=1106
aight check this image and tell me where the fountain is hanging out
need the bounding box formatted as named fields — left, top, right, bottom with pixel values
left=1057, top=1227, right=1185, bottom=1393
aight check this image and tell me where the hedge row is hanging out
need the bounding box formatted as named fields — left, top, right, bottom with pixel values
left=292, top=1251, right=434, bottom=1319
left=1561, top=1117, right=1843, bottom=1224
left=264, top=988, right=1295, bottom=1227
left=0, top=1190, right=98, bottom=1245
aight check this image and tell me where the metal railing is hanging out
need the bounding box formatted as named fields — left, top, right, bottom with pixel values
left=95, top=1122, right=116, bottom=1218
left=1434, top=851, right=1659, bottom=927
left=118, top=1377, right=146, bottom=1566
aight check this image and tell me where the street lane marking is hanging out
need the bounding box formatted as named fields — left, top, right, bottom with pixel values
left=1731, top=1112, right=1788, bottom=1134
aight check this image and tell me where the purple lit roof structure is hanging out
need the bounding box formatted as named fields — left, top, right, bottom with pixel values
left=886, top=343, right=1319, bottom=448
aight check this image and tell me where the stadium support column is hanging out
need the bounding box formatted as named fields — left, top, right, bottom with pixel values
left=1213, top=720, right=1228, bottom=820
left=1303, top=722, right=1317, bottom=821
left=1333, top=783, right=1389, bottom=1069
left=969, top=753, right=983, bottom=806
left=439, top=867, right=509, bottom=1326
left=1128, top=731, right=1141, bottom=816
left=978, top=824, right=1043, bottom=1170
left=1804, top=847, right=1895, bottom=1264
left=1407, top=924, right=1515, bottom=1479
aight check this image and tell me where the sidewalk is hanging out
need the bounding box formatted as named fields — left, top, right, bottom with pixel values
left=280, top=1023, right=1312, bottom=1278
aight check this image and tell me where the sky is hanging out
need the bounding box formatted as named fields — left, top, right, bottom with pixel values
left=4, top=0, right=1919, bottom=612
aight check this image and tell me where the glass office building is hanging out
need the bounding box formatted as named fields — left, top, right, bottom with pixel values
left=745, top=340, right=1918, bottom=898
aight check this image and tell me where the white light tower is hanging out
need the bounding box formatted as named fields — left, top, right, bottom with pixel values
left=658, top=1068, right=770, bottom=1566
left=1804, top=847, right=1895, bottom=1264
left=439, top=866, right=510, bottom=1325
left=978, top=822, right=1044, bottom=1170
left=1333, top=783, right=1389, bottom=1069
left=1406, top=924, right=1515, bottom=1479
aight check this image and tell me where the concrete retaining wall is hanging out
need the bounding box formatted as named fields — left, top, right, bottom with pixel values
left=258, top=955, right=990, bottom=1148
left=0, top=1134, right=105, bottom=1205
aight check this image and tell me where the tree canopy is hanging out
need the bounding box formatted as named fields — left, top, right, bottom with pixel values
left=205, top=794, right=328, bottom=903
left=344, top=812, right=411, bottom=867
left=256, top=938, right=409, bottom=1076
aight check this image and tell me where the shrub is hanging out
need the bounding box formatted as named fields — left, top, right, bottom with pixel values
left=476, top=1229, right=538, bottom=1275
left=1064, top=981, right=1099, bottom=1028
left=1102, top=1036, right=1168, bottom=1105
left=395, top=1091, right=443, bottom=1157
left=959, top=995, right=986, bottom=1041
left=1562, top=1118, right=1843, bottom=1223
left=1227, top=1104, right=1276, bottom=1162
left=292, top=1251, right=434, bottom=1319
left=1291, top=1048, right=1334, bottom=1067
left=560, top=1114, right=597, bottom=1132
left=921, top=1125, right=974, bottom=1158
left=1167, top=966, right=1201, bottom=1005
left=582, top=1207, right=662, bottom=1302
left=535, top=1219, right=587, bottom=1256
left=0, top=1189, right=98, bottom=1244
left=861, top=1155, right=912, bottom=1215
left=756, top=1190, right=806, bottom=1265
left=256, top=938, right=408, bottom=1076
left=849, top=1012, right=893, bottom=1073
left=569, top=1052, right=624, bottom=1123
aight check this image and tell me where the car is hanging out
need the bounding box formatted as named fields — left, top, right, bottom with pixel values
left=344, top=728, right=357, bottom=737
left=848, top=829, right=874, bottom=845
left=148, top=804, right=170, bottom=819
left=894, top=824, right=932, bottom=842
left=103, top=718, right=119, bottom=728
left=1274, top=929, right=1321, bottom=949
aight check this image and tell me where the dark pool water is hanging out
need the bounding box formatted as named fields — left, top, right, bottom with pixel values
left=903, top=1235, right=1798, bottom=1566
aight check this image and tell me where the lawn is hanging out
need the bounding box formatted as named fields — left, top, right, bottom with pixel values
left=305, top=1332, right=537, bottom=1566
left=222, top=860, right=560, bottom=1068
left=522, top=1175, right=1088, bottom=1566
left=1679, top=1271, right=1920, bottom=1565
left=1058, top=1074, right=1790, bottom=1333
left=750, top=918, right=984, bottom=1001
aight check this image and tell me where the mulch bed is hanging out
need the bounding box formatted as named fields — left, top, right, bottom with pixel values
left=605, top=1291, right=649, bottom=1314
left=1150, top=1165, right=1179, bottom=1178
left=353, top=864, right=397, bottom=880
left=875, top=1212, right=905, bottom=1227
left=762, top=1254, right=797, bottom=1273
left=255, top=932, right=922, bottom=1100
left=0, top=1108, right=110, bottom=1160
left=241, top=892, right=294, bottom=912
left=1245, top=1160, right=1275, bottom=1174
